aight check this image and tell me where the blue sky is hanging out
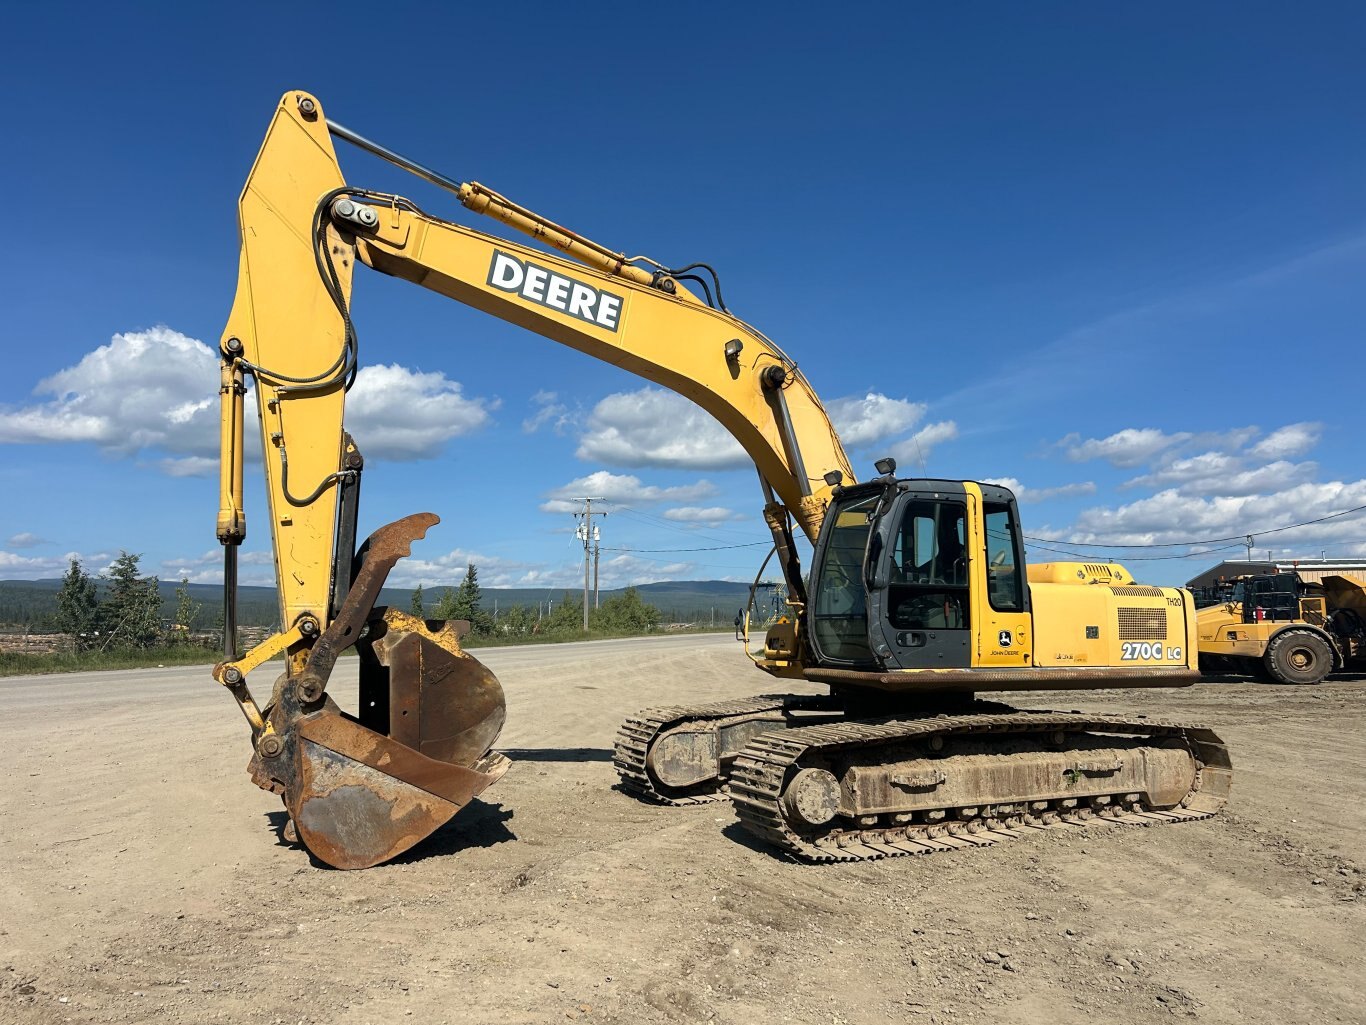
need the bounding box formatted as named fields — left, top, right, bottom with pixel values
left=1, top=3, right=1363, bottom=593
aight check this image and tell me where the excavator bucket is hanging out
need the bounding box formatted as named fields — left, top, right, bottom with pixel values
left=248, top=515, right=509, bottom=869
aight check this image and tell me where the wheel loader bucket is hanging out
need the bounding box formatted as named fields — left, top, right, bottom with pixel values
left=245, top=515, right=509, bottom=870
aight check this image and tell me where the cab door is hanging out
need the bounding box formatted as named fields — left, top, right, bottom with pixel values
left=966, top=484, right=1033, bottom=667
left=867, top=488, right=973, bottom=669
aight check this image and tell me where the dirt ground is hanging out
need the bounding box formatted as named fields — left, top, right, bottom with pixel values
left=1, top=634, right=1362, bottom=1025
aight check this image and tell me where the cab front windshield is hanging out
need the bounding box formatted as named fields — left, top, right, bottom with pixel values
left=811, top=493, right=877, bottom=662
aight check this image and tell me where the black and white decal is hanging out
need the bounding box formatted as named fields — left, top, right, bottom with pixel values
left=488, top=250, right=624, bottom=331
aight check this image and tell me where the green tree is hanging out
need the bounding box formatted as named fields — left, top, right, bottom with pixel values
left=429, top=569, right=493, bottom=634
left=499, top=604, right=532, bottom=636
left=98, top=552, right=163, bottom=649
left=53, top=558, right=99, bottom=650
left=431, top=586, right=458, bottom=620
left=591, top=586, right=662, bottom=633
left=172, top=577, right=202, bottom=642
left=452, top=564, right=480, bottom=621
left=410, top=583, right=425, bottom=618
left=544, top=592, right=585, bottom=633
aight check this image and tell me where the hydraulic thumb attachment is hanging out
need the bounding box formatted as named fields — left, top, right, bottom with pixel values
left=217, top=514, right=509, bottom=870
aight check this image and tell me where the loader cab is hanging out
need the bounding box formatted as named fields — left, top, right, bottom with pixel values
left=1230, top=573, right=1302, bottom=624
left=807, top=478, right=1029, bottom=670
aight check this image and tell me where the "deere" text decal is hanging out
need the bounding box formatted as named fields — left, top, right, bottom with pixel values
left=487, top=251, right=624, bottom=331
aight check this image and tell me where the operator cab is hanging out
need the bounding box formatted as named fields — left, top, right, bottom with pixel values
left=808, top=473, right=1028, bottom=670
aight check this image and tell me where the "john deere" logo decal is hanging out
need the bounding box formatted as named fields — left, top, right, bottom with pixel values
left=488, top=251, right=624, bottom=331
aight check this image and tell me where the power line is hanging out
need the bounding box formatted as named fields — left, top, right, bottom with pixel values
left=592, top=496, right=1366, bottom=563
left=607, top=505, right=754, bottom=545
left=1022, top=539, right=1250, bottom=562
left=1024, top=499, right=1366, bottom=550
left=601, top=541, right=770, bottom=553
left=600, top=550, right=755, bottom=572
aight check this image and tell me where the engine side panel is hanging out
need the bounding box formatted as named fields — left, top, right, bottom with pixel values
left=1030, top=581, right=1195, bottom=671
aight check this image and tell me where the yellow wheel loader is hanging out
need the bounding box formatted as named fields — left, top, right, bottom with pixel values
left=1196, top=572, right=1366, bottom=685
left=211, top=91, right=1231, bottom=868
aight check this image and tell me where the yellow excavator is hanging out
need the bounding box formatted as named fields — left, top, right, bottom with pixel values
left=213, top=91, right=1231, bottom=869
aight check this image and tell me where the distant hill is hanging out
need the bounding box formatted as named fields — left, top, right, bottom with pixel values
left=0, top=578, right=756, bottom=630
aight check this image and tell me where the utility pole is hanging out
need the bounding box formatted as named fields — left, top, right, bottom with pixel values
left=592, top=525, right=601, bottom=609
left=574, top=498, right=605, bottom=631
left=1245, top=534, right=1254, bottom=563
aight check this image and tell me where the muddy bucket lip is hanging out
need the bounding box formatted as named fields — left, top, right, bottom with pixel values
left=282, top=710, right=508, bottom=869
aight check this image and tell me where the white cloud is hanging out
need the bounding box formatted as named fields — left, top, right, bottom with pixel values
left=1121, top=451, right=1239, bottom=490
left=1211, top=461, right=1320, bottom=497
left=0, top=549, right=113, bottom=579
left=155, top=547, right=270, bottom=585
left=0, top=551, right=68, bottom=574
left=1188, top=426, right=1260, bottom=453
left=1059, top=423, right=1320, bottom=480
left=1061, top=427, right=1190, bottom=468
left=1126, top=454, right=1317, bottom=497
left=576, top=388, right=746, bottom=470
left=346, top=363, right=495, bottom=460
left=159, top=456, right=219, bottom=478
left=600, top=553, right=698, bottom=587
left=522, top=390, right=573, bottom=434
left=540, top=471, right=716, bottom=514
left=1114, top=442, right=1316, bottom=502
left=1249, top=422, right=1322, bottom=460
left=983, top=477, right=1097, bottom=503
left=0, top=327, right=497, bottom=473
left=385, top=547, right=539, bottom=589
left=576, top=387, right=937, bottom=472
left=662, top=506, right=745, bottom=523
left=888, top=420, right=958, bottom=468
left=6, top=533, right=47, bottom=549
left=825, top=393, right=926, bottom=447
left=1064, top=478, right=1366, bottom=547
left=0, top=327, right=220, bottom=456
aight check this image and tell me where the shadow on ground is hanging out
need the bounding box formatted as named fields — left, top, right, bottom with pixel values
left=263, top=799, right=517, bottom=869
left=721, top=820, right=789, bottom=859
left=502, top=746, right=613, bottom=762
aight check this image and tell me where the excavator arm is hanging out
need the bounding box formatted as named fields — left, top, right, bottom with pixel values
left=214, top=90, right=853, bottom=867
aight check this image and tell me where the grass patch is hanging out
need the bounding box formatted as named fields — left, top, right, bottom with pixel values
left=0, top=626, right=734, bottom=678
left=0, top=645, right=221, bottom=678
left=461, top=624, right=729, bottom=649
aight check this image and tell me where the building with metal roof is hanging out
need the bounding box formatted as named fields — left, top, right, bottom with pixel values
left=1185, top=558, right=1366, bottom=591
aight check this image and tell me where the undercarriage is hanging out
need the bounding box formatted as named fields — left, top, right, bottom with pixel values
left=613, top=695, right=1232, bottom=861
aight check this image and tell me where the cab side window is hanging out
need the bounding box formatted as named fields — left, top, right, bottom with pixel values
left=983, top=503, right=1023, bottom=612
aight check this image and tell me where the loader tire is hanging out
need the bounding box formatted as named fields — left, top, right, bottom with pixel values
left=1264, top=629, right=1332, bottom=686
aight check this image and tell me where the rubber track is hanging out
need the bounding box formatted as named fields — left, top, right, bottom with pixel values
left=613, top=694, right=834, bottom=805
left=729, top=712, right=1231, bottom=862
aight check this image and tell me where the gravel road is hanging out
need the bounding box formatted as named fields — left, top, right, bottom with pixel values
left=1, top=634, right=1362, bottom=1024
